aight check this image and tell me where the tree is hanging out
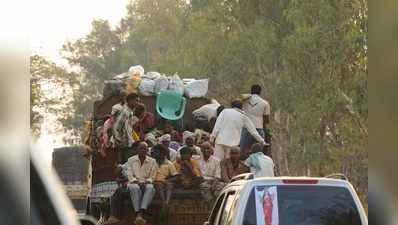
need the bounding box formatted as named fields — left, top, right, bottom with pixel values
left=61, top=20, right=123, bottom=138
left=30, top=54, right=79, bottom=143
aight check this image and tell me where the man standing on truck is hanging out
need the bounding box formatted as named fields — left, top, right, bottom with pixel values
left=244, top=143, right=274, bottom=178
left=113, top=93, right=141, bottom=162
left=125, top=142, right=158, bottom=224
left=241, top=84, right=271, bottom=157
left=111, top=90, right=127, bottom=116
left=210, top=99, right=268, bottom=160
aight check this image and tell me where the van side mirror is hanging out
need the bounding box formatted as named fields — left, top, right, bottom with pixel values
left=78, top=214, right=97, bottom=225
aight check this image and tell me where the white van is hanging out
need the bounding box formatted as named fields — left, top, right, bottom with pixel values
left=204, top=174, right=368, bottom=225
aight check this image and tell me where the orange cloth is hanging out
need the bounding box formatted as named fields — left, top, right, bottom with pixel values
left=155, top=160, right=178, bottom=182
left=174, top=159, right=202, bottom=187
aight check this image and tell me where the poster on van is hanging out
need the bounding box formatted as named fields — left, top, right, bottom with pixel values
left=255, top=186, right=279, bottom=225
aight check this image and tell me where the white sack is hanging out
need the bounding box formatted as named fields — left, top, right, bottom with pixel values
left=184, top=79, right=209, bottom=98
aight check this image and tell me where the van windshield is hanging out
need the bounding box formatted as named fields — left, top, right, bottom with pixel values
left=243, top=185, right=362, bottom=225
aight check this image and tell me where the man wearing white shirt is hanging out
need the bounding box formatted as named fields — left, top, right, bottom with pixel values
left=241, top=85, right=271, bottom=157
left=199, top=142, right=224, bottom=204
left=244, top=143, right=274, bottom=178
left=210, top=100, right=267, bottom=160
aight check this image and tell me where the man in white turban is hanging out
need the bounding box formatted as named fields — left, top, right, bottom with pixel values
left=181, top=131, right=202, bottom=160
left=158, top=134, right=178, bottom=162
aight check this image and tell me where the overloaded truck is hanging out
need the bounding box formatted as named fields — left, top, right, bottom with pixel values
left=85, top=66, right=213, bottom=225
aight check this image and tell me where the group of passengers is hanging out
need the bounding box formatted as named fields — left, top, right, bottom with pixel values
left=103, top=84, right=274, bottom=224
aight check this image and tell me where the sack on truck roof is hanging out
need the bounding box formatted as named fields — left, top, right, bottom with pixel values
left=142, top=71, right=161, bottom=80
left=126, top=65, right=144, bottom=94
left=184, top=79, right=209, bottom=98
left=154, top=75, right=169, bottom=94
left=102, top=65, right=209, bottom=98
left=168, top=74, right=184, bottom=95
left=138, top=78, right=156, bottom=96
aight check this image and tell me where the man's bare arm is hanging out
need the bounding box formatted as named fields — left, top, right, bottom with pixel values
left=220, top=161, right=230, bottom=183
left=263, top=115, right=270, bottom=128
left=182, top=161, right=196, bottom=176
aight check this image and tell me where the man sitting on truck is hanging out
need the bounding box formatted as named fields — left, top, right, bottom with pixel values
left=159, top=134, right=178, bottom=162
left=220, top=147, right=250, bottom=183
left=151, top=144, right=178, bottom=209
left=174, top=147, right=203, bottom=189
left=163, top=120, right=182, bottom=143
left=133, top=103, right=155, bottom=141
left=144, top=133, right=157, bottom=153
left=125, top=142, right=158, bottom=224
left=178, top=131, right=202, bottom=160
left=198, top=142, right=224, bottom=205
left=106, top=164, right=129, bottom=225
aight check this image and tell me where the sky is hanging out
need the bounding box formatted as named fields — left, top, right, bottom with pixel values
left=31, top=0, right=129, bottom=167
left=31, top=0, right=129, bottom=65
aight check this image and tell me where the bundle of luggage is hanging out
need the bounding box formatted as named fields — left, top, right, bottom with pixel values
left=103, top=65, right=209, bottom=99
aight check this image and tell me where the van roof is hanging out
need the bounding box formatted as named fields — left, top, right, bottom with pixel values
left=227, top=176, right=352, bottom=189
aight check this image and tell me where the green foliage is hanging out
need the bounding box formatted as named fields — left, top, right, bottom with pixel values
left=30, top=54, right=79, bottom=142
left=30, top=60, right=42, bottom=138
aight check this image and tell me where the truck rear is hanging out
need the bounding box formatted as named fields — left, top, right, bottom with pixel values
left=87, top=93, right=211, bottom=225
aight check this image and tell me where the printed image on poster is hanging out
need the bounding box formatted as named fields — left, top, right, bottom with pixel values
left=255, top=186, right=279, bottom=225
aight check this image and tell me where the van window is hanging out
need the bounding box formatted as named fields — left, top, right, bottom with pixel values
left=208, top=193, right=226, bottom=225
left=218, top=192, right=236, bottom=225
left=242, top=185, right=362, bottom=225
left=226, top=191, right=241, bottom=224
